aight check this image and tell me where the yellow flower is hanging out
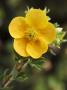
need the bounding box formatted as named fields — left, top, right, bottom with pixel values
left=9, top=8, right=56, bottom=59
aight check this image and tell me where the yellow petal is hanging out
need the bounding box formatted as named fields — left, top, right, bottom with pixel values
left=26, top=39, right=48, bottom=59
left=26, top=8, right=48, bottom=29
left=14, top=38, right=29, bottom=57
left=9, top=17, right=28, bottom=38
left=39, top=22, right=56, bottom=44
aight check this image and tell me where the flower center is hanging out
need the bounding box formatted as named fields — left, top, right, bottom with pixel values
left=25, top=28, right=37, bottom=40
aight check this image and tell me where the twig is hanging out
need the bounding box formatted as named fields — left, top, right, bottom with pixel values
left=3, top=76, right=13, bottom=88
left=3, top=59, right=30, bottom=88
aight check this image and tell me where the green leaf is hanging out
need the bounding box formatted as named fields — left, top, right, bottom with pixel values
left=52, top=29, right=66, bottom=48
left=29, top=57, right=47, bottom=71
left=54, top=23, right=60, bottom=27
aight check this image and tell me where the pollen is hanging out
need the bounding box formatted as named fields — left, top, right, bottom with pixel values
left=25, top=28, right=37, bottom=40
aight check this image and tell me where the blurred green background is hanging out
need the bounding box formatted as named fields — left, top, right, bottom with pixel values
left=0, top=0, right=67, bottom=90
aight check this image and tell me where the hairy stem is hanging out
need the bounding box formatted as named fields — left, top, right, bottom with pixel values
left=3, top=59, right=30, bottom=88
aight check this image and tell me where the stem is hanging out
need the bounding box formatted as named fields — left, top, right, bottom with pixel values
left=3, top=59, right=30, bottom=88
left=3, top=76, right=13, bottom=88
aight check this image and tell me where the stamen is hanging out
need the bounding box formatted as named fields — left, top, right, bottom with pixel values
left=25, top=28, right=37, bottom=40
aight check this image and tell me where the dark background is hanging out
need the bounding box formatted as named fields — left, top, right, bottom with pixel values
left=0, top=0, right=67, bottom=90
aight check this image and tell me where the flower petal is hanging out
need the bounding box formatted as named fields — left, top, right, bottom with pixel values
left=14, top=38, right=29, bottom=57
left=39, top=22, right=56, bottom=44
left=26, top=39, right=48, bottom=59
left=26, top=8, right=48, bottom=29
left=9, top=17, right=28, bottom=38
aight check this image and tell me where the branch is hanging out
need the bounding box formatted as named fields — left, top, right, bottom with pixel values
left=3, top=60, right=30, bottom=88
